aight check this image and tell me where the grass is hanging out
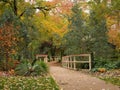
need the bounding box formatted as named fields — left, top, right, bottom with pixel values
left=101, top=77, right=120, bottom=86
left=0, top=76, right=59, bottom=90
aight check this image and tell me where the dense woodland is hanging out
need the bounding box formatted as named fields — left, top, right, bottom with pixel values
left=0, top=0, right=120, bottom=71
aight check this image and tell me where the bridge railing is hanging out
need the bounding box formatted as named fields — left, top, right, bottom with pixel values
left=36, top=54, right=48, bottom=63
left=62, top=54, right=92, bottom=70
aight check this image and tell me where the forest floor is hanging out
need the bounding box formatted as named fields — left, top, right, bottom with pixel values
left=49, top=62, right=120, bottom=90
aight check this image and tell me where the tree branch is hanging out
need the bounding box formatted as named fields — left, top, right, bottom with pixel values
left=18, top=6, right=52, bottom=18
left=13, top=0, right=17, bottom=15
left=33, top=6, right=52, bottom=11
left=18, top=10, right=26, bottom=18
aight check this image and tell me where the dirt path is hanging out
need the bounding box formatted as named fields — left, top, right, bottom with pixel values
left=50, top=65, right=120, bottom=90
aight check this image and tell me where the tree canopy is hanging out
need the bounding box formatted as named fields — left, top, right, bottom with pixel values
left=0, top=0, right=120, bottom=70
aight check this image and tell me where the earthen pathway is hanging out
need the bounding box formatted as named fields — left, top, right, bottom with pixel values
left=49, top=63, right=120, bottom=90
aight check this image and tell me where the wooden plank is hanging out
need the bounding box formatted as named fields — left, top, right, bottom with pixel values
left=69, top=54, right=90, bottom=57
left=36, top=55, right=48, bottom=59
left=75, top=61, right=89, bottom=63
left=63, top=61, right=89, bottom=63
left=62, top=54, right=90, bottom=58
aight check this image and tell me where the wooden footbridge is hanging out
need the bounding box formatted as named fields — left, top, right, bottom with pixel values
left=36, top=54, right=92, bottom=70
left=62, top=54, right=92, bottom=70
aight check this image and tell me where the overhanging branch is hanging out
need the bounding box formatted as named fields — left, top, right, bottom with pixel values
left=19, top=6, right=52, bottom=18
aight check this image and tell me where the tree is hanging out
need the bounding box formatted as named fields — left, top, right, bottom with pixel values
left=0, top=10, right=18, bottom=70
left=33, top=11, right=68, bottom=60
left=0, top=0, right=52, bottom=70
left=64, top=3, right=91, bottom=55
left=107, top=0, right=120, bottom=50
left=64, top=0, right=114, bottom=59
left=0, top=0, right=51, bottom=17
left=88, top=0, right=114, bottom=59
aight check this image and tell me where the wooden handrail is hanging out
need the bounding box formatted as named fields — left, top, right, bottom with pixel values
left=62, top=54, right=91, bottom=70
left=36, top=54, right=48, bottom=63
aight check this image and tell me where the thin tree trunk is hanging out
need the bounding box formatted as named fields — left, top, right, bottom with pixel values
left=13, top=0, right=17, bottom=16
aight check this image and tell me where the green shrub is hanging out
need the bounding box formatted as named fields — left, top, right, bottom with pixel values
left=76, top=63, right=89, bottom=70
left=91, top=59, right=120, bottom=71
left=15, top=60, right=49, bottom=76
left=92, top=59, right=108, bottom=68
left=93, top=59, right=117, bottom=69
left=0, top=60, right=5, bottom=71
left=91, top=68, right=98, bottom=72
left=15, top=60, right=29, bottom=76
left=0, top=59, right=18, bottom=71
left=31, top=61, right=49, bottom=76
left=104, top=62, right=117, bottom=70
left=115, top=60, right=120, bottom=69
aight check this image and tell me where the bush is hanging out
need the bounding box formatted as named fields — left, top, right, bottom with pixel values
left=0, top=59, right=19, bottom=71
left=92, top=59, right=119, bottom=71
left=31, top=61, right=49, bottom=76
left=15, top=60, right=49, bottom=76
left=15, top=60, right=29, bottom=76
left=115, top=60, right=120, bottom=69
left=76, top=63, right=89, bottom=70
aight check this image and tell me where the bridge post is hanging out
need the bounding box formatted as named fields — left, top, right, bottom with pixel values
left=70, top=56, right=72, bottom=69
left=89, top=54, right=92, bottom=70
left=64, top=57, right=66, bottom=68
left=44, top=55, right=48, bottom=63
left=63, top=57, right=65, bottom=68
left=67, top=56, right=69, bottom=69
left=73, top=56, right=76, bottom=70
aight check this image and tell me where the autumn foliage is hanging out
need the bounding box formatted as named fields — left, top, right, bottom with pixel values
left=108, top=29, right=120, bottom=49
left=0, top=22, right=17, bottom=70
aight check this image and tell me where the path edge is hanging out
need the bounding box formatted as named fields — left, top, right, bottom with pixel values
left=50, top=74, right=63, bottom=90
